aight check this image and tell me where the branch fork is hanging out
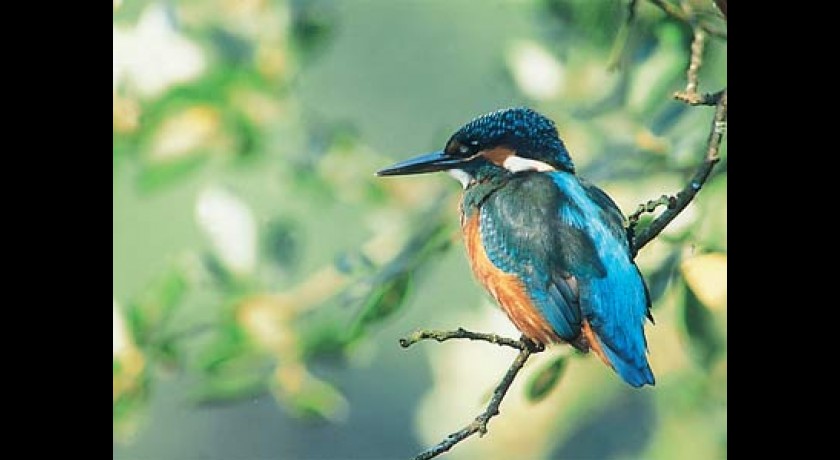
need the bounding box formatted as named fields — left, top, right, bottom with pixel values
left=400, top=329, right=542, bottom=460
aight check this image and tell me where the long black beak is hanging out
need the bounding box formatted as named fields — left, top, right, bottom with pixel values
left=376, top=150, right=464, bottom=176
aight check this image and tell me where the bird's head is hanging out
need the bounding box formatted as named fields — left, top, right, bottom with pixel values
left=376, top=107, right=575, bottom=187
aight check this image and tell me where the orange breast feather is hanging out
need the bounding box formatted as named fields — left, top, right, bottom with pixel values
left=462, top=213, right=560, bottom=345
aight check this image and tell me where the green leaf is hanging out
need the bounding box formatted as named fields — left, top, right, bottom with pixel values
left=527, top=355, right=567, bottom=402
left=113, top=373, right=150, bottom=422
left=627, top=22, right=686, bottom=116
left=264, top=218, right=302, bottom=270
left=153, top=339, right=182, bottom=368
left=646, top=249, right=682, bottom=305
left=227, top=110, right=261, bottom=159
left=202, top=251, right=231, bottom=284
left=298, top=317, right=354, bottom=357
left=290, top=1, right=338, bottom=61
left=194, top=322, right=257, bottom=374
left=681, top=281, right=724, bottom=370
left=358, top=272, right=412, bottom=326
left=126, top=267, right=189, bottom=346
left=136, top=154, right=207, bottom=192
left=346, top=199, right=453, bottom=339
left=284, top=377, right=348, bottom=422
left=341, top=272, right=413, bottom=346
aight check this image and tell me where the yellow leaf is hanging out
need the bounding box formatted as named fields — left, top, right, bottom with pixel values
left=150, top=106, right=223, bottom=162
left=680, top=253, right=727, bottom=311
left=236, top=295, right=296, bottom=352
left=113, top=300, right=146, bottom=402
left=113, top=93, right=141, bottom=133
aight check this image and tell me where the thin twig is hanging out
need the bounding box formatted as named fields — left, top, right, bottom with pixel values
left=676, top=89, right=724, bottom=107
left=683, top=27, right=704, bottom=94
left=411, top=335, right=539, bottom=460
left=673, top=27, right=711, bottom=105
left=648, top=0, right=686, bottom=20
left=632, top=89, right=727, bottom=255
left=607, top=0, right=639, bottom=70
left=399, top=327, right=529, bottom=350
left=647, top=0, right=727, bottom=39
left=713, top=0, right=727, bottom=19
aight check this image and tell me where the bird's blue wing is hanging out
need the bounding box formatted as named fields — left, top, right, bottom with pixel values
left=481, top=171, right=654, bottom=386
left=479, top=172, right=604, bottom=341
left=552, top=173, right=655, bottom=386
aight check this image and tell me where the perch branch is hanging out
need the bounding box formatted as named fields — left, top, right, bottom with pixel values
left=409, top=335, right=541, bottom=460
left=631, top=88, right=727, bottom=255
left=399, top=327, right=529, bottom=351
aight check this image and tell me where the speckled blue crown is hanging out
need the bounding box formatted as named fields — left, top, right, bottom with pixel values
left=453, top=107, right=575, bottom=173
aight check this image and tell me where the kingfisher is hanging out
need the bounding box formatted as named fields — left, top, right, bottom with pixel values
left=376, top=107, right=654, bottom=387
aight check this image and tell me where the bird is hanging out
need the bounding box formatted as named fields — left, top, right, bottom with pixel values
left=376, top=107, right=655, bottom=387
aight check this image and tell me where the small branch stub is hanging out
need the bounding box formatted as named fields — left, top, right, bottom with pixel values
left=628, top=194, right=677, bottom=230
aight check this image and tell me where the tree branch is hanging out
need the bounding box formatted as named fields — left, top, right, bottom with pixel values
left=673, top=26, right=707, bottom=104
left=672, top=25, right=722, bottom=106
left=713, top=0, right=727, bottom=19
left=647, top=0, right=727, bottom=39
left=607, top=0, right=639, bottom=70
left=631, top=88, right=727, bottom=255
left=399, top=327, right=531, bottom=351
left=628, top=194, right=677, bottom=228
left=409, top=335, right=541, bottom=460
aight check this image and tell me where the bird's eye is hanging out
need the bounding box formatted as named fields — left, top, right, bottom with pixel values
left=458, top=145, right=470, bottom=155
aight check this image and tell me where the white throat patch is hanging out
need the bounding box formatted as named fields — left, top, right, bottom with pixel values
left=447, top=169, right=474, bottom=189
left=502, top=155, right=555, bottom=173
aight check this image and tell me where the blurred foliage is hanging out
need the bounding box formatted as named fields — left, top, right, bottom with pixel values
left=527, top=355, right=568, bottom=402
left=114, top=0, right=726, bottom=458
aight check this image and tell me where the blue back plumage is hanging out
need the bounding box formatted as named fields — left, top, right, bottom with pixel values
left=476, top=170, right=654, bottom=387
left=550, top=172, right=654, bottom=387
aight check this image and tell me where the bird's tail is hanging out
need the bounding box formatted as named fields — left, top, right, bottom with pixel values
left=581, top=321, right=655, bottom=387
